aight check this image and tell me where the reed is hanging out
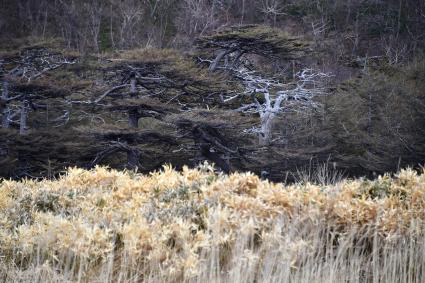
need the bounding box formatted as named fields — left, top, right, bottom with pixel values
left=1, top=164, right=424, bottom=282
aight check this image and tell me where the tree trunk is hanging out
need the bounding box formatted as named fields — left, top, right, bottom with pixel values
left=367, top=92, right=372, bottom=135
left=127, top=149, right=139, bottom=170
left=20, top=100, right=29, bottom=135
left=16, top=152, right=29, bottom=178
left=231, top=50, right=244, bottom=68
left=128, top=109, right=139, bottom=128
left=259, top=112, right=274, bottom=146
left=209, top=49, right=230, bottom=71
left=128, top=74, right=139, bottom=128
left=130, top=74, right=137, bottom=95
left=109, top=2, right=115, bottom=49
left=1, top=107, right=10, bottom=129
left=200, top=143, right=230, bottom=173
left=1, top=80, right=10, bottom=128
left=1, top=80, right=8, bottom=99
left=127, top=74, right=140, bottom=167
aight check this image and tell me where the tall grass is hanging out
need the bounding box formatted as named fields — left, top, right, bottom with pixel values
left=1, top=164, right=424, bottom=282
left=292, top=158, right=346, bottom=186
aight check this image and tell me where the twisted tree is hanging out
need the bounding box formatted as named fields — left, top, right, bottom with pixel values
left=86, top=49, right=231, bottom=170
left=196, top=25, right=310, bottom=71
left=234, top=68, right=329, bottom=145
left=197, top=25, right=329, bottom=146
left=1, top=47, right=75, bottom=134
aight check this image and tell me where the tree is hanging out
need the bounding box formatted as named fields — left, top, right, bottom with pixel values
left=86, top=48, right=231, bottom=170
left=0, top=44, right=85, bottom=178
left=197, top=25, right=329, bottom=145
left=324, top=61, right=425, bottom=173
left=196, top=25, right=309, bottom=71
left=1, top=46, right=75, bottom=134
left=234, top=68, right=329, bottom=145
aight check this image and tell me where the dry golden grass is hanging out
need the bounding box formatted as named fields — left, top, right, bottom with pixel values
left=1, top=164, right=424, bottom=282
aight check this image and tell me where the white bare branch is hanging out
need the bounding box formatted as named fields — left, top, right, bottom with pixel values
left=234, top=67, right=331, bottom=145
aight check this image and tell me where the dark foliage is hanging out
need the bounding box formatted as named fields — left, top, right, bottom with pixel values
left=0, top=1, right=424, bottom=180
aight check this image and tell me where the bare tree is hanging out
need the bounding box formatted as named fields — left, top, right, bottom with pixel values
left=177, top=0, right=222, bottom=39
left=260, top=0, right=285, bottom=26
left=197, top=25, right=326, bottom=145
left=115, top=0, right=145, bottom=49
left=235, top=68, right=330, bottom=145
left=16, top=0, right=50, bottom=37
left=86, top=1, right=104, bottom=53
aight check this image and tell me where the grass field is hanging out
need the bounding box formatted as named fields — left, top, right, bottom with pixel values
left=1, top=164, right=424, bottom=282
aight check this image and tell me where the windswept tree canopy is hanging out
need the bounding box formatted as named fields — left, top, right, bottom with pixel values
left=196, top=25, right=310, bottom=71
left=96, top=49, right=232, bottom=107
left=197, top=25, right=310, bottom=57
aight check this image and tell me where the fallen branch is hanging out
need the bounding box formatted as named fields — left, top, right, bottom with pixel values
left=94, top=84, right=129, bottom=104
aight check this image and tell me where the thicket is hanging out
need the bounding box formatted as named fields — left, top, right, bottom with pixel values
left=1, top=165, right=424, bottom=282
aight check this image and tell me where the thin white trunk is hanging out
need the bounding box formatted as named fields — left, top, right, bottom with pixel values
left=89, top=5, right=102, bottom=53
left=20, top=100, right=29, bottom=135
left=1, top=108, right=10, bottom=128
left=129, top=75, right=138, bottom=128
left=1, top=80, right=8, bottom=100
left=130, top=75, right=137, bottom=95
left=109, top=3, right=115, bottom=49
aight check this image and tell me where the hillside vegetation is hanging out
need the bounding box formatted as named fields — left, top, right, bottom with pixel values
left=1, top=165, right=424, bottom=282
left=1, top=1, right=425, bottom=179
left=1, top=35, right=424, bottom=180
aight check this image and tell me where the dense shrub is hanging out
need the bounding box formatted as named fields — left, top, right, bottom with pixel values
left=1, top=165, right=424, bottom=282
